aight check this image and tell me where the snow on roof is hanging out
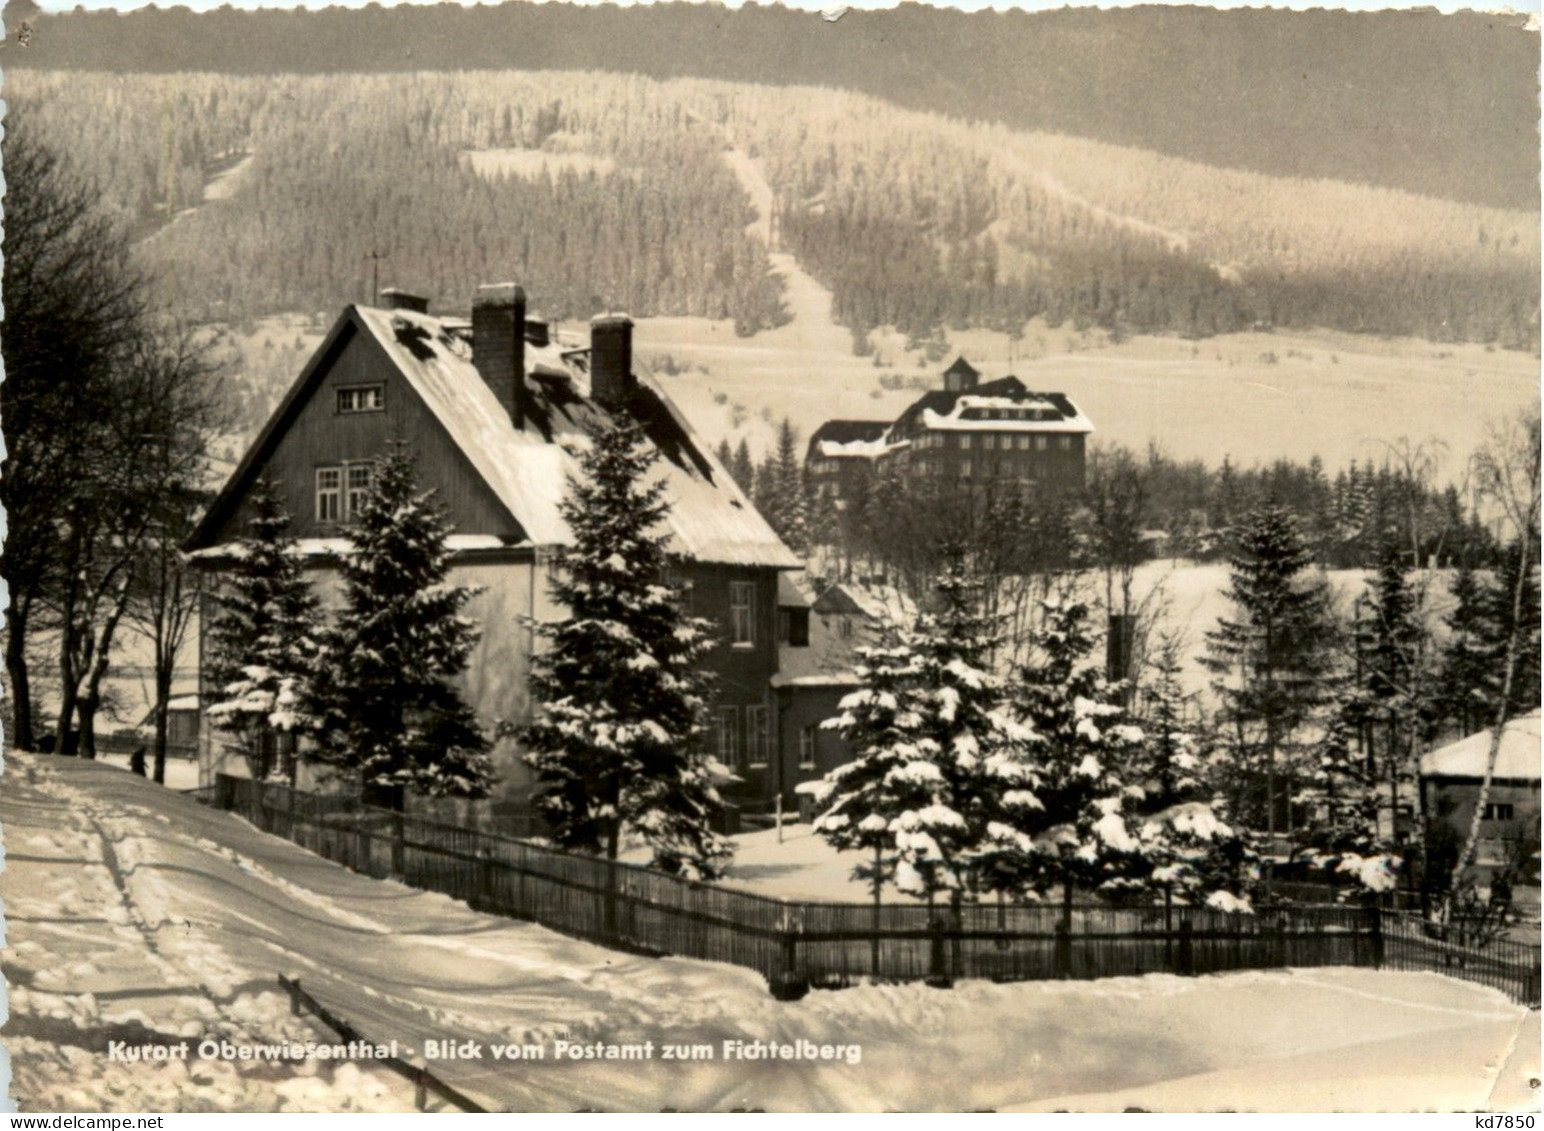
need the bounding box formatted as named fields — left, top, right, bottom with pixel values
left=813, top=581, right=914, bottom=623
left=1421, top=712, right=1541, bottom=781
left=919, top=389, right=1093, bottom=434
left=358, top=305, right=798, bottom=568
left=778, top=570, right=818, bottom=608
left=189, top=533, right=518, bottom=562
left=771, top=672, right=864, bottom=689
left=891, top=376, right=1093, bottom=437
left=808, top=420, right=896, bottom=460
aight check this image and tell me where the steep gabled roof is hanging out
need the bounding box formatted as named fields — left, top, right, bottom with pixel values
left=943, top=355, right=980, bottom=382
left=191, top=304, right=799, bottom=569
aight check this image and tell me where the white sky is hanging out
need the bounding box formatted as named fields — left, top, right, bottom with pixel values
left=29, top=0, right=1544, bottom=16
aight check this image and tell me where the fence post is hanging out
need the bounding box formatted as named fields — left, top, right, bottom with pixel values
left=1053, top=919, right=1072, bottom=980
left=391, top=811, right=405, bottom=877
left=1527, top=959, right=1541, bottom=1010
left=604, top=860, right=619, bottom=943
left=1369, top=907, right=1385, bottom=970
left=768, top=909, right=808, bottom=1001
left=1163, top=886, right=1174, bottom=967
left=1176, top=919, right=1195, bottom=976
left=473, top=848, right=492, bottom=913
left=925, top=913, right=954, bottom=989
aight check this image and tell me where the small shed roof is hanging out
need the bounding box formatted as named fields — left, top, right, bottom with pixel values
left=1421, top=712, right=1541, bottom=782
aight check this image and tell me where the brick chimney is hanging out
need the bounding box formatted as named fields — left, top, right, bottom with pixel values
left=472, top=283, right=527, bottom=427
left=380, top=287, right=429, bottom=314
left=590, top=314, right=635, bottom=410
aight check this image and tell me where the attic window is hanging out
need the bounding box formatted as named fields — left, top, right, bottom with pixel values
left=337, top=384, right=384, bottom=414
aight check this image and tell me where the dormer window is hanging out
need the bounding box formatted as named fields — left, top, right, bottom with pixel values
left=337, top=384, right=385, bottom=414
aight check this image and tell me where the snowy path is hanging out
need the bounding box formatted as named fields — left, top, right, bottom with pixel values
left=3, top=754, right=1536, bottom=1112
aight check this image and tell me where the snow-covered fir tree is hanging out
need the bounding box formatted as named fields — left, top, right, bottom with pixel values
left=310, top=445, right=494, bottom=811
left=1295, top=701, right=1399, bottom=894
left=811, top=632, right=932, bottom=905
left=522, top=413, right=730, bottom=878
left=1003, top=597, right=1148, bottom=916
left=1437, top=563, right=1497, bottom=735
left=902, top=550, right=1038, bottom=906
left=1131, top=636, right=1254, bottom=911
left=1353, top=539, right=1436, bottom=830
left=204, top=480, right=320, bottom=781
left=1202, top=501, right=1338, bottom=834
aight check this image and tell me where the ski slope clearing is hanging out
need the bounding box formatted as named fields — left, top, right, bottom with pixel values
left=2, top=753, right=1534, bottom=1112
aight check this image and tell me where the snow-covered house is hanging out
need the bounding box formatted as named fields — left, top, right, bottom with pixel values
left=804, top=355, right=1093, bottom=505
left=186, top=284, right=801, bottom=812
left=1420, top=711, right=1541, bottom=888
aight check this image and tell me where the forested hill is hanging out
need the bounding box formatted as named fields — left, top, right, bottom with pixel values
left=3, top=2, right=1536, bottom=210
left=9, top=70, right=1537, bottom=350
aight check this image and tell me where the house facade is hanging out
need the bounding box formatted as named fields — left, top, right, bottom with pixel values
left=1420, top=711, right=1542, bottom=896
left=187, top=283, right=800, bottom=814
left=805, top=355, right=1093, bottom=504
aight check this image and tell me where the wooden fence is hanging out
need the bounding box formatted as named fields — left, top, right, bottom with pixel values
left=215, top=775, right=1539, bottom=1005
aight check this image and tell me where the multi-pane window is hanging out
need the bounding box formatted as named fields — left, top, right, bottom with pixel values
left=316, top=466, right=342, bottom=522
left=799, top=725, right=817, bottom=769
left=1036, top=435, right=1049, bottom=452
left=729, top=581, right=756, bottom=646
left=1017, top=435, right=1031, bottom=451
left=347, top=464, right=374, bottom=518
left=747, top=704, right=770, bottom=767
left=317, top=461, right=375, bottom=523
left=1483, top=802, right=1516, bottom=821
left=717, top=706, right=741, bottom=768
left=337, top=384, right=385, bottom=413
left=983, top=434, right=996, bottom=451
left=1059, top=435, right=1074, bottom=451
left=960, top=459, right=972, bottom=479
left=959, top=434, right=973, bottom=450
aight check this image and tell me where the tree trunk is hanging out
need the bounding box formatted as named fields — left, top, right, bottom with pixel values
left=152, top=664, right=172, bottom=785
left=55, top=670, right=80, bottom=756
left=1442, top=542, right=1533, bottom=921
left=4, top=603, right=36, bottom=751
left=76, top=692, right=99, bottom=759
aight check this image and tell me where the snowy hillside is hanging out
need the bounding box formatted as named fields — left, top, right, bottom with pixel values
left=3, top=754, right=1536, bottom=1113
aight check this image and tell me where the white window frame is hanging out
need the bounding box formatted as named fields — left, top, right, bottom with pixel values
left=729, top=580, right=756, bottom=648
left=747, top=704, right=770, bottom=767
left=799, top=725, right=817, bottom=769
left=346, top=462, right=375, bottom=520
left=316, top=466, right=342, bottom=522
left=337, top=383, right=385, bottom=414
left=959, top=434, right=972, bottom=450
left=1059, top=435, right=1074, bottom=451
left=717, top=706, right=741, bottom=768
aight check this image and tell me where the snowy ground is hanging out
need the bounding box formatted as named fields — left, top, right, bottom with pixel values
left=3, top=753, right=1536, bottom=1113
left=629, top=823, right=921, bottom=904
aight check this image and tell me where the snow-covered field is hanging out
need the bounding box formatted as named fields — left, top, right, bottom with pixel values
left=3, top=753, right=1536, bottom=1113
